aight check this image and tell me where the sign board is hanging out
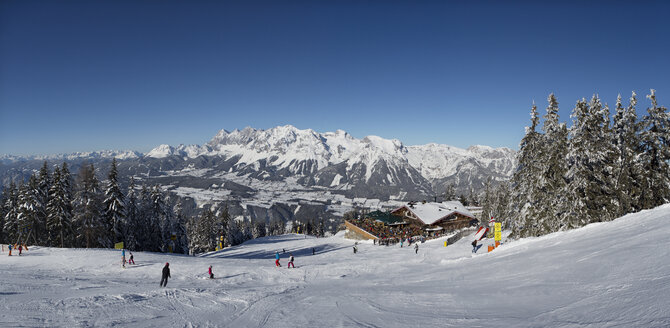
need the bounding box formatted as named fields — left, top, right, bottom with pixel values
left=494, top=222, right=502, bottom=241
left=114, top=242, right=124, bottom=250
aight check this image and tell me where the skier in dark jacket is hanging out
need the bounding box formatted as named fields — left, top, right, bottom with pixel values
left=160, top=262, right=171, bottom=287
left=472, top=240, right=478, bottom=253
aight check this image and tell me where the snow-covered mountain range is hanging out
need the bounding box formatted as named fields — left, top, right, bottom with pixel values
left=0, top=125, right=516, bottom=223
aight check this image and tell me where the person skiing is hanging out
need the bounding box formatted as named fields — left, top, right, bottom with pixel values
left=275, top=251, right=281, bottom=267
left=288, top=253, right=295, bottom=268
left=160, top=262, right=171, bottom=287
left=18, top=245, right=22, bottom=256
left=208, top=265, right=214, bottom=279
left=7, top=244, right=12, bottom=256
left=121, top=248, right=126, bottom=268
left=472, top=240, right=478, bottom=253
left=414, top=243, right=419, bottom=254
left=128, top=252, right=135, bottom=265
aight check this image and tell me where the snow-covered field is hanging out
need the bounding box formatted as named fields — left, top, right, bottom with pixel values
left=2, top=205, right=670, bottom=327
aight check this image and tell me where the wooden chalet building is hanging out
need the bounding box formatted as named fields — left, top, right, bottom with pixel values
left=390, top=201, right=477, bottom=236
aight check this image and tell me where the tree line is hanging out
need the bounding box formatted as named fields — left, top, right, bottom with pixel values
left=0, top=158, right=327, bottom=253
left=481, top=90, right=669, bottom=238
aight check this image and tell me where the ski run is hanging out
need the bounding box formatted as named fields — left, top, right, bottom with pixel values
left=2, top=204, right=670, bottom=327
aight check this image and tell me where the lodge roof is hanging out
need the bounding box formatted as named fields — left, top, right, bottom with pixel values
left=391, top=201, right=475, bottom=225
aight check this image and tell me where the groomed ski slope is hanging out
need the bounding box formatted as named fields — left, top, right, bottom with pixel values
left=2, top=204, right=670, bottom=327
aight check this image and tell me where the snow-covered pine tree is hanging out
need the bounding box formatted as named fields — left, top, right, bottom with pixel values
left=159, top=195, right=175, bottom=253
left=36, top=161, right=51, bottom=243
left=479, top=177, right=494, bottom=227
left=467, top=187, right=477, bottom=206
left=637, top=89, right=670, bottom=208
left=147, top=185, right=166, bottom=252
left=216, top=205, right=229, bottom=246
left=124, top=177, right=140, bottom=251
left=565, top=95, right=617, bottom=228
left=2, top=182, right=19, bottom=243
left=444, top=183, right=457, bottom=201
left=253, top=220, right=266, bottom=239
left=532, top=94, right=569, bottom=236
left=171, top=201, right=189, bottom=254
left=46, top=166, right=75, bottom=248
left=190, top=207, right=212, bottom=253
left=226, top=214, right=243, bottom=246
left=135, top=185, right=152, bottom=251
left=103, top=158, right=126, bottom=248
left=17, top=175, right=41, bottom=245
left=0, top=186, right=6, bottom=243
left=611, top=93, right=642, bottom=216
left=317, top=220, right=325, bottom=237
left=510, top=102, right=543, bottom=238
left=492, top=181, right=511, bottom=230
left=73, top=163, right=105, bottom=248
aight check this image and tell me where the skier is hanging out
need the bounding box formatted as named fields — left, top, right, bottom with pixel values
left=121, top=248, right=126, bottom=268
left=472, top=240, right=478, bottom=253
left=7, top=244, right=11, bottom=256
left=129, top=252, right=135, bottom=265
left=275, top=251, right=281, bottom=267
left=208, top=265, right=214, bottom=279
left=160, top=262, right=171, bottom=287
left=414, top=243, right=419, bottom=254
left=18, top=245, right=22, bottom=256
left=288, top=253, right=295, bottom=268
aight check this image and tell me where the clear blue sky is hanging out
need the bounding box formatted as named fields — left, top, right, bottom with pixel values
left=1, top=1, right=669, bottom=156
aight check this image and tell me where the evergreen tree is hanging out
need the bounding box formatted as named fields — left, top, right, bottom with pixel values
left=2, top=182, right=19, bottom=243
left=611, top=93, right=642, bottom=215
left=226, top=215, right=243, bottom=246
left=253, top=220, right=266, bottom=239
left=36, top=161, right=51, bottom=243
left=566, top=95, right=618, bottom=228
left=0, top=186, right=6, bottom=243
left=524, top=94, right=569, bottom=237
left=216, top=205, right=230, bottom=248
left=479, top=177, right=494, bottom=227
left=638, top=89, right=670, bottom=208
left=317, top=220, right=325, bottom=237
left=73, top=163, right=105, bottom=248
left=147, top=185, right=166, bottom=252
left=136, top=185, right=152, bottom=250
left=46, top=166, right=75, bottom=248
left=103, top=158, right=126, bottom=247
left=510, top=102, right=543, bottom=237
left=17, top=176, right=41, bottom=245
left=444, top=183, right=457, bottom=201
left=124, top=177, right=140, bottom=251
left=172, top=201, right=189, bottom=254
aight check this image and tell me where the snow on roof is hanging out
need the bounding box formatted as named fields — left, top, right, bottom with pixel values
left=393, top=201, right=475, bottom=225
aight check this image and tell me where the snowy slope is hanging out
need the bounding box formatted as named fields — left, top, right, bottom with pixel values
left=2, top=204, right=669, bottom=327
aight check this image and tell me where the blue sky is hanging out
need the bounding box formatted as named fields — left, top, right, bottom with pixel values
left=1, top=1, right=669, bottom=156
